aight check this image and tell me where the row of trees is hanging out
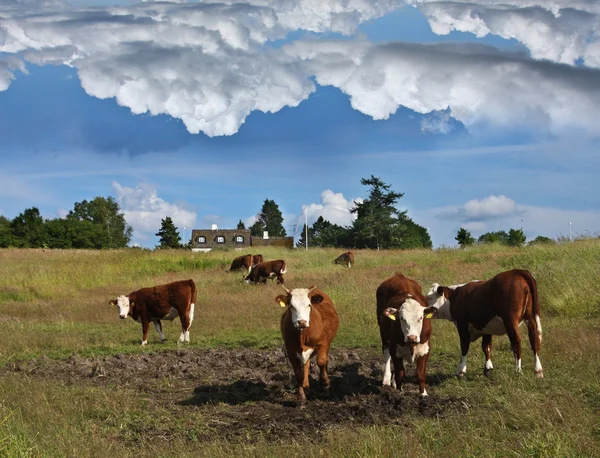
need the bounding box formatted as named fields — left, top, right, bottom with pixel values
left=0, top=197, right=132, bottom=249
left=455, top=227, right=554, bottom=248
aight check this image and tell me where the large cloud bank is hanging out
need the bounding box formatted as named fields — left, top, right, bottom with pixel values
left=1, top=0, right=600, bottom=136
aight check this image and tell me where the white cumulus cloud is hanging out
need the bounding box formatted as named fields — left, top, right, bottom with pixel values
left=303, top=189, right=362, bottom=228
left=437, top=195, right=522, bottom=222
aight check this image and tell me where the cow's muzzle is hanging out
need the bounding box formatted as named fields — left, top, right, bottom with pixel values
left=296, top=320, right=309, bottom=329
left=406, top=334, right=419, bottom=344
left=120, top=315, right=127, bottom=319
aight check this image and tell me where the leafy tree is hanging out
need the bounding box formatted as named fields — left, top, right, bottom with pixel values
left=0, top=215, right=17, bottom=248
left=394, top=214, right=433, bottom=249
left=478, top=230, right=509, bottom=245
left=10, top=207, right=46, bottom=248
left=68, top=196, right=132, bottom=248
left=237, top=219, right=246, bottom=230
left=455, top=227, right=475, bottom=247
left=529, top=235, right=554, bottom=245
left=250, top=199, right=286, bottom=237
left=508, top=228, right=527, bottom=247
left=155, top=217, right=182, bottom=249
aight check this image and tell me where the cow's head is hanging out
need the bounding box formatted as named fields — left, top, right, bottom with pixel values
left=426, top=283, right=450, bottom=309
left=383, top=296, right=437, bottom=344
left=109, top=295, right=133, bottom=319
left=275, top=285, right=320, bottom=329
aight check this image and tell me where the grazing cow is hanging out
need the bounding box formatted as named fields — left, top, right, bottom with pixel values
left=333, top=251, right=355, bottom=268
left=377, top=274, right=437, bottom=396
left=252, top=254, right=263, bottom=266
left=227, top=254, right=253, bottom=273
left=245, top=260, right=287, bottom=285
left=109, top=279, right=197, bottom=346
left=426, top=269, right=543, bottom=378
left=276, top=285, right=339, bottom=408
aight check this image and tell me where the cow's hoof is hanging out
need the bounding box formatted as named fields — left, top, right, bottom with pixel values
left=456, top=373, right=465, bottom=379
left=321, top=383, right=331, bottom=392
left=160, top=339, right=167, bottom=343
left=483, top=368, right=493, bottom=378
left=535, top=370, right=544, bottom=379
left=298, top=403, right=306, bottom=410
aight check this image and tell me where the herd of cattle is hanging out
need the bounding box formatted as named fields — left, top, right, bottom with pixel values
left=109, top=250, right=543, bottom=408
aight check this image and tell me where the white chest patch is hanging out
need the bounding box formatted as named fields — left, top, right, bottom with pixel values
left=395, top=342, right=429, bottom=363
left=297, top=348, right=314, bottom=365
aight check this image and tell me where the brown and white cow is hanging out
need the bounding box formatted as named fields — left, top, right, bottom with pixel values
left=227, top=254, right=253, bottom=273
left=109, top=279, right=197, bottom=346
left=426, top=269, right=543, bottom=378
left=245, top=260, right=287, bottom=285
left=333, top=251, right=355, bottom=268
left=276, top=285, right=339, bottom=408
left=377, top=274, right=437, bottom=396
left=252, top=254, right=264, bottom=266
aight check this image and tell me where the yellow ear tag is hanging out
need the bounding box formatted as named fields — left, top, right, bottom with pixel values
left=425, top=313, right=433, bottom=319
left=279, top=301, right=286, bottom=308
left=387, top=314, right=396, bottom=321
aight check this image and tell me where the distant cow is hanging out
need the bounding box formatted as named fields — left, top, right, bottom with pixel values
left=377, top=274, right=437, bottom=396
left=252, top=254, right=263, bottom=266
left=333, top=251, right=355, bottom=268
left=227, top=254, right=253, bottom=273
left=426, top=269, right=543, bottom=378
left=276, top=285, right=339, bottom=408
left=109, top=279, right=196, bottom=346
left=245, top=260, right=287, bottom=285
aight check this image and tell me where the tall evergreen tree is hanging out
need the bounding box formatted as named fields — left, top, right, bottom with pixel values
left=250, top=199, right=286, bottom=237
left=237, top=219, right=246, bottom=230
left=155, top=217, right=182, bottom=249
left=455, top=227, right=475, bottom=247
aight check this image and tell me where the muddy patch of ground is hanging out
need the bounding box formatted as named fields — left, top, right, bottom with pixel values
left=3, top=348, right=467, bottom=443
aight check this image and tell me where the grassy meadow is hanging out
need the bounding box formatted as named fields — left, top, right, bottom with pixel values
left=0, top=242, right=599, bottom=457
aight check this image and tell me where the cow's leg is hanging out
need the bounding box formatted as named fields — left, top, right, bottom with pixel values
left=482, top=334, right=493, bottom=376
left=382, top=347, right=394, bottom=387
left=153, top=320, right=167, bottom=342
left=141, top=320, right=150, bottom=346
left=178, top=314, right=191, bottom=343
left=287, top=353, right=307, bottom=409
left=456, top=322, right=471, bottom=377
left=392, top=356, right=405, bottom=392
left=416, top=352, right=430, bottom=397
left=316, top=345, right=331, bottom=391
left=276, top=273, right=284, bottom=285
left=504, top=319, right=523, bottom=374
left=526, top=318, right=543, bottom=378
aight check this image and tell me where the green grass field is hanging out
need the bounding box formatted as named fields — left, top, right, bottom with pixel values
left=0, top=242, right=599, bottom=457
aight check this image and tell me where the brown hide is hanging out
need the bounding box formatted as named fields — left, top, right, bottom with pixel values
left=376, top=274, right=433, bottom=395
left=333, top=251, right=355, bottom=267
left=438, top=269, right=542, bottom=377
left=252, top=254, right=264, bottom=266
left=228, top=254, right=253, bottom=272
left=246, top=260, right=286, bottom=284
left=277, top=288, right=339, bottom=408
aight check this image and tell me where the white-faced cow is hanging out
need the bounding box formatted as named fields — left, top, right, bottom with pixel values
left=245, top=260, right=287, bottom=285
left=276, top=285, right=339, bottom=408
left=109, top=279, right=197, bottom=346
left=426, top=269, right=543, bottom=378
left=227, top=254, right=253, bottom=273
left=377, top=274, right=437, bottom=396
left=333, top=251, right=355, bottom=268
left=252, top=254, right=264, bottom=266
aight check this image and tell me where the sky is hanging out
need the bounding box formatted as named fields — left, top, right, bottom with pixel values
left=1, top=0, right=599, bottom=248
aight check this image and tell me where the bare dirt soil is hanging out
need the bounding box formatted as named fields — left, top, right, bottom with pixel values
left=3, top=348, right=468, bottom=443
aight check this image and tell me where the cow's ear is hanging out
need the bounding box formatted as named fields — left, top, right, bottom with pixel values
left=275, top=295, right=288, bottom=308
left=311, top=294, right=324, bottom=305
left=424, top=306, right=437, bottom=319
left=384, top=307, right=398, bottom=320
left=130, top=301, right=135, bottom=309
left=437, top=286, right=444, bottom=296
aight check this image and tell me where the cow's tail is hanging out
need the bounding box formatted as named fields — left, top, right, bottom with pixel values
left=522, top=271, right=542, bottom=341
left=189, top=279, right=197, bottom=309
left=280, top=261, right=287, bottom=274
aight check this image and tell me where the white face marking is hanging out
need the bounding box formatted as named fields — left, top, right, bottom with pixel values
left=296, top=348, right=313, bottom=365
left=485, top=359, right=494, bottom=370
left=382, top=347, right=393, bottom=386
left=534, top=355, right=542, bottom=373
left=153, top=322, right=166, bottom=341
left=426, top=284, right=450, bottom=312
left=289, top=288, right=312, bottom=328
left=457, top=355, right=468, bottom=375
left=115, top=295, right=130, bottom=319
left=398, top=298, right=427, bottom=343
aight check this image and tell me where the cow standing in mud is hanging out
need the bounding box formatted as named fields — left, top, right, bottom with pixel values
left=426, top=269, right=543, bottom=378
left=109, top=279, right=197, bottom=346
left=276, top=286, right=339, bottom=409
left=377, top=274, right=437, bottom=396
left=245, top=260, right=287, bottom=285
left=333, top=251, right=355, bottom=268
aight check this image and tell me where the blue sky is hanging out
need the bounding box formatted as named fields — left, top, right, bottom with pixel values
left=1, top=0, right=599, bottom=247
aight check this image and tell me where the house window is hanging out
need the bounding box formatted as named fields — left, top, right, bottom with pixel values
left=197, top=236, right=206, bottom=243
left=216, top=236, right=225, bottom=243
left=235, top=236, right=244, bottom=243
